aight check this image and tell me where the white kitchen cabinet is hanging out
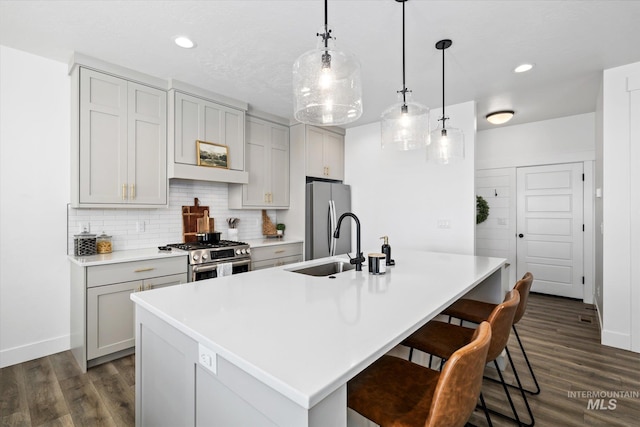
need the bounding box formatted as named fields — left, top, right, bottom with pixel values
left=305, top=126, right=344, bottom=181
left=71, top=255, right=187, bottom=372
left=74, top=67, right=167, bottom=207
left=228, top=116, right=290, bottom=209
left=250, top=242, right=303, bottom=270
left=168, top=82, right=249, bottom=184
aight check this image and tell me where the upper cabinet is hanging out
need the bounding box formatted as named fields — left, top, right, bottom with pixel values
left=71, top=66, right=167, bottom=207
left=228, top=115, right=290, bottom=209
left=305, top=126, right=345, bottom=181
left=168, top=81, right=249, bottom=184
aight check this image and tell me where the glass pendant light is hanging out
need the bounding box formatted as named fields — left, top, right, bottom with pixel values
left=292, top=0, right=363, bottom=126
left=427, top=39, right=464, bottom=164
left=380, top=0, right=429, bottom=151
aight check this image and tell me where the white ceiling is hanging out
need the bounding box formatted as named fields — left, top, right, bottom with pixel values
left=2, top=0, right=640, bottom=130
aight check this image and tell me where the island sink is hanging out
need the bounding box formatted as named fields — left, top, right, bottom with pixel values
left=288, top=261, right=356, bottom=277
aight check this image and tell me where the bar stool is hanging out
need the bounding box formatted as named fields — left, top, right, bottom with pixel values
left=403, top=290, right=534, bottom=427
left=443, top=272, right=540, bottom=395
left=348, top=322, right=492, bottom=427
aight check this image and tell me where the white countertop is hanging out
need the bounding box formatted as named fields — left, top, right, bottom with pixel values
left=68, top=247, right=187, bottom=266
left=130, top=250, right=505, bottom=409
left=244, top=237, right=303, bottom=248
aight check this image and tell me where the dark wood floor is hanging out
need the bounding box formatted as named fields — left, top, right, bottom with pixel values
left=1, top=293, right=639, bottom=426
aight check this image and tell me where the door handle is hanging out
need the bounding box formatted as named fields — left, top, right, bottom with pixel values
left=518, top=234, right=524, bottom=238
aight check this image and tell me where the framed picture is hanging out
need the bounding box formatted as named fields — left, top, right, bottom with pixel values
left=197, top=140, right=229, bottom=169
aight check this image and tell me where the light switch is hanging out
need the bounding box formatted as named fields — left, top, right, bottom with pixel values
left=198, top=343, right=217, bottom=375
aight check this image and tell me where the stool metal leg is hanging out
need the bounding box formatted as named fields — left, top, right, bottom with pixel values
left=512, top=324, right=541, bottom=395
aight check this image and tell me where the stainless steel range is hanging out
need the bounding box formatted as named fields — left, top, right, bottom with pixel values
left=166, top=240, right=251, bottom=282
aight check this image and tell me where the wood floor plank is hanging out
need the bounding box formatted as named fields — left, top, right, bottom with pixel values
left=0, top=411, right=31, bottom=427
left=58, top=375, right=116, bottom=427
left=110, top=356, right=135, bottom=388
left=21, top=357, right=68, bottom=427
left=0, top=364, right=26, bottom=418
left=48, top=353, right=82, bottom=384
left=91, top=373, right=135, bottom=427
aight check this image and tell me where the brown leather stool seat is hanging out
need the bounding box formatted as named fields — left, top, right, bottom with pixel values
left=348, top=322, right=491, bottom=427
left=443, top=272, right=540, bottom=395
left=402, top=290, right=534, bottom=426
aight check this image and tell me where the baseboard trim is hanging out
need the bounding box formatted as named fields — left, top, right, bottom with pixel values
left=0, top=335, right=70, bottom=368
left=601, top=329, right=631, bottom=351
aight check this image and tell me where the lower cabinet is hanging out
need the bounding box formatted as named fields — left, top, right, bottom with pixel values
left=87, top=273, right=186, bottom=360
left=71, top=256, right=188, bottom=372
left=250, top=242, right=303, bottom=271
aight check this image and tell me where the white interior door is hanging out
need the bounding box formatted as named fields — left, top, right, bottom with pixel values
left=517, top=163, right=584, bottom=298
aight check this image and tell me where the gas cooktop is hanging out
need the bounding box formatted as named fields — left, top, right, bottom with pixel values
left=166, top=240, right=248, bottom=251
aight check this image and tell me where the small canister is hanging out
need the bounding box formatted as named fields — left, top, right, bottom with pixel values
left=368, top=253, right=387, bottom=275
left=96, top=232, right=113, bottom=254
left=73, top=231, right=96, bottom=256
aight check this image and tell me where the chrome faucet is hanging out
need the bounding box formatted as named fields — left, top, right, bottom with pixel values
left=333, top=212, right=365, bottom=271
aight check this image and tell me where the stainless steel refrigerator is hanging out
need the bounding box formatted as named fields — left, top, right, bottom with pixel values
left=305, top=181, right=351, bottom=260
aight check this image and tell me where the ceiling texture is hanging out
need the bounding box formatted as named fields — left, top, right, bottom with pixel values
left=1, top=0, right=640, bottom=130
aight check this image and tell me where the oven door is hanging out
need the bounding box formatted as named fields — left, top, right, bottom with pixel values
left=190, top=259, right=251, bottom=282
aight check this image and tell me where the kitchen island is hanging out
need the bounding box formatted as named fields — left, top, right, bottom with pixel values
left=131, top=250, right=506, bottom=427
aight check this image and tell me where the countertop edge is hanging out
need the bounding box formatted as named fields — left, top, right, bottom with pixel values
left=68, top=248, right=188, bottom=266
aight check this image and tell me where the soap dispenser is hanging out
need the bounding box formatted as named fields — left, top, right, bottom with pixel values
left=380, top=236, right=395, bottom=266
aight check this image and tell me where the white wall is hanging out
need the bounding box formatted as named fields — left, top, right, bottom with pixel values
left=476, top=113, right=596, bottom=170
left=344, top=102, right=476, bottom=256
left=0, top=46, right=71, bottom=367
left=602, top=61, right=640, bottom=352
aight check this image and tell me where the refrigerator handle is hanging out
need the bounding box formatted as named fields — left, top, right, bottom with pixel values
left=328, top=201, right=334, bottom=255
left=330, top=200, right=338, bottom=256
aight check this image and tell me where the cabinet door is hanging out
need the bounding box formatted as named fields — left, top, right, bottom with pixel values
left=175, top=92, right=245, bottom=171
left=323, top=131, right=344, bottom=181
left=269, top=124, right=290, bottom=207
left=306, top=127, right=326, bottom=179
left=87, top=281, right=140, bottom=360
left=128, top=82, right=167, bottom=205
left=244, top=118, right=269, bottom=206
left=144, top=273, right=188, bottom=290
left=79, top=69, right=128, bottom=204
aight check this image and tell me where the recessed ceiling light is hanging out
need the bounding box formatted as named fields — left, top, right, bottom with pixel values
left=514, top=63, right=533, bottom=73
left=174, top=36, right=196, bottom=49
left=486, top=110, right=515, bottom=125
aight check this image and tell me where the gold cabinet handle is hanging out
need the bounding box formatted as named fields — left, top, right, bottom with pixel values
left=269, top=193, right=273, bottom=203
left=130, top=184, right=135, bottom=200
left=134, top=267, right=155, bottom=273
left=274, top=249, right=285, bottom=254
left=122, top=184, right=127, bottom=200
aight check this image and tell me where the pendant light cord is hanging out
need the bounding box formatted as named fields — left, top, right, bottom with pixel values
left=324, top=0, right=329, bottom=49
left=401, top=0, right=407, bottom=105
left=442, top=44, right=446, bottom=127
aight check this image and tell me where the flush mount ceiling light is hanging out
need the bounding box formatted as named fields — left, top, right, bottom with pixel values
left=427, top=39, right=464, bottom=165
left=486, top=110, right=515, bottom=125
left=174, top=36, right=196, bottom=49
left=292, top=0, right=363, bottom=126
left=380, top=0, right=429, bottom=151
left=514, top=63, right=533, bottom=73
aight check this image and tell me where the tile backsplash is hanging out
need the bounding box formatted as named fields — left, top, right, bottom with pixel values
left=67, top=179, right=277, bottom=254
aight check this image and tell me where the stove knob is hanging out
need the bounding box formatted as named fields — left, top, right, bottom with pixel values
left=241, top=249, right=246, bottom=254
left=246, top=248, right=251, bottom=254
left=193, top=254, right=199, bottom=262
left=236, top=249, right=241, bottom=255
left=202, top=253, right=208, bottom=260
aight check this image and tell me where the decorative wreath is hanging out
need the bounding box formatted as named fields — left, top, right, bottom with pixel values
left=476, top=195, right=490, bottom=225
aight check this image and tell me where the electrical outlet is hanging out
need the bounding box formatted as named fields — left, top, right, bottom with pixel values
left=198, top=343, right=217, bottom=375
left=437, top=220, right=451, bottom=229
left=80, top=223, right=90, bottom=233
left=498, top=218, right=507, bottom=226
left=136, top=221, right=145, bottom=232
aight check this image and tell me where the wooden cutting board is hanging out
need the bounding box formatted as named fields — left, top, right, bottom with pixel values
left=182, top=198, right=210, bottom=243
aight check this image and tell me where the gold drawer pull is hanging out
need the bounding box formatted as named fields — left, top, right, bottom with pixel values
left=134, top=267, right=155, bottom=273
left=274, top=250, right=285, bottom=254
left=122, top=184, right=127, bottom=200
left=130, top=184, right=135, bottom=200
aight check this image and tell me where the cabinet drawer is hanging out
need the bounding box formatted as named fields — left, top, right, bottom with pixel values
left=87, top=257, right=187, bottom=287
left=252, top=255, right=302, bottom=271
left=250, top=243, right=302, bottom=263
